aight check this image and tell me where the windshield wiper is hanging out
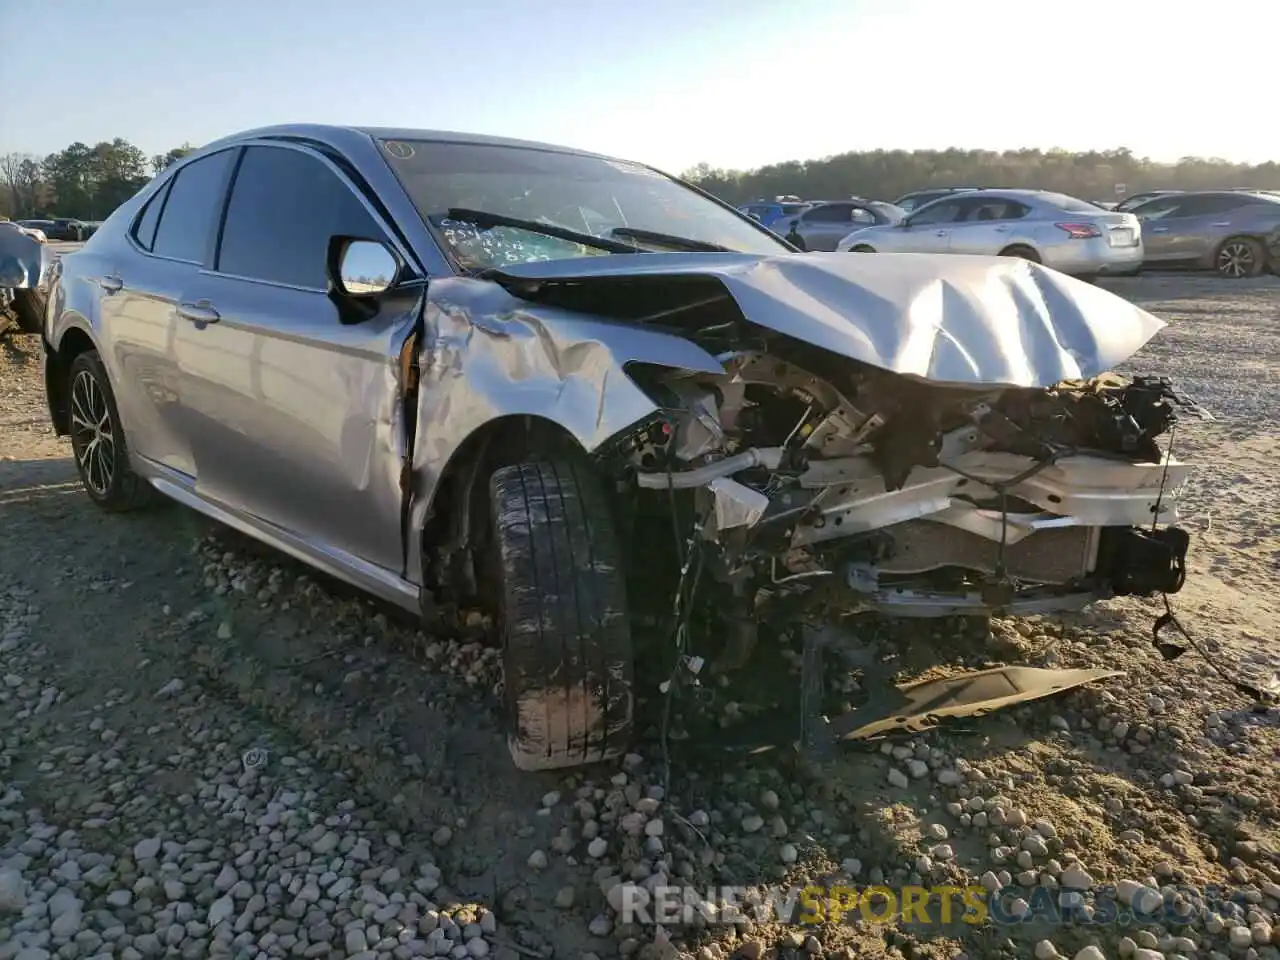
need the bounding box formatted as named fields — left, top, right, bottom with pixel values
left=608, top=227, right=731, bottom=252
left=441, top=208, right=638, bottom=254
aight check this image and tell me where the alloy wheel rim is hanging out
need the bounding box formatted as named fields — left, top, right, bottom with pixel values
left=1219, top=242, right=1253, bottom=278
left=70, top=369, right=115, bottom=496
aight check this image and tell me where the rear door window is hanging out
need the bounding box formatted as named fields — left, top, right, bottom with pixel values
left=150, top=150, right=236, bottom=264
left=132, top=182, right=172, bottom=252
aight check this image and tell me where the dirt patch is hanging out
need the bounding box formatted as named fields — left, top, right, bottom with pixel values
left=2, top=272, right=1278, bottom=960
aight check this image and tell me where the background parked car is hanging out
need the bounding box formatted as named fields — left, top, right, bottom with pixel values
left=1114, top=190, right=1181, bottom=213
left=737, top=199, right=813, bottom=228
left=1127, top=190, right=1280, bottom=278
left=776, top=198, right=904, bottom=250
left=836, top=189, right=1143, bottom=279
left=892, top=186, right=984, bottom=213
left=18, top=219, right=57, bottom=239
left=5, top=219, right=47, bottom=243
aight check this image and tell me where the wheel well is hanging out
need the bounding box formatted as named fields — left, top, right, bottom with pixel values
left=420, top=415, right=589, bottom=599
left=852, top=244, right=876, bottom=253
left=998, top=244, right=1040, bottom=260
left=45, top=327, right=96, bottom=436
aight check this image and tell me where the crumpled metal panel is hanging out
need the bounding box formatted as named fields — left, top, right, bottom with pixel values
left=487, top=251, right=1166, bottom=388
left=0, top=226, right=50, bottom=290
left=405, top=276, right=727, bottom=584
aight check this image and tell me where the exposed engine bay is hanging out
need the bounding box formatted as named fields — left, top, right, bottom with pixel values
left=610, top=339, right=1197, bottom=639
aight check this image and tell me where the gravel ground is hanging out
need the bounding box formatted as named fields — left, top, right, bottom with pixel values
left=1, top=272, right=1278, bottom=960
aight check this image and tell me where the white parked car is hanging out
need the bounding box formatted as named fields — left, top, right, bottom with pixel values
left=835, top=189, right=1144, bottom=279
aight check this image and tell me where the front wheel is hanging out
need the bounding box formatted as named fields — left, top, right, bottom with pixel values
left=488, top=459, right=634, bottom=771
left=851, top=244, right=876, bottom=253
left=1215, top=237, right=1264, bottom=279
left=11, top=288, right=46, bottom=333
left=66, top=350, right=155, bottom=511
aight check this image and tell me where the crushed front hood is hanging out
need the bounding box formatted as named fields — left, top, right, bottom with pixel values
left=488, top=252, right=1166, bottom=388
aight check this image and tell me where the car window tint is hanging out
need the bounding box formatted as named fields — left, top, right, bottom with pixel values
left=217, top=146, right=383, bottom=289
left=907, top=200, right=964, bottom=226
left=151, top=150, right=235, bottom=263
left=132, top=182, right=171, bottom=251
left=963, top=200, right=1028, bottom=222
left=804, top=204, right=850, bottom=222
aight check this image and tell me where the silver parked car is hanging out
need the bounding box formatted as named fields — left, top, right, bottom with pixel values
left=775, top=199, right=904, bottom=251
left=1126, top=190, right=1280, bottom=278
left=835, top=189, right=1144, bottom=279
left=42, top=125, right=1195, bottom=771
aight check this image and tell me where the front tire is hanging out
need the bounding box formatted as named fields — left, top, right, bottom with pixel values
left=1215, top=237, right=1264, bottom=278
left=489, top=459, right=634, bottom=771
left=67, top=350, right=155, bottom=511
left=11, top=289, right=46, bottom=333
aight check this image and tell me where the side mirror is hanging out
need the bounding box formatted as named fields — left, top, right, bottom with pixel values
left=332, top=238, right=399, bottom=298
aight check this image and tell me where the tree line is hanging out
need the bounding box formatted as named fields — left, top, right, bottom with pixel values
left=5, top=137, right=1279, bottom=222
left=681, top=147, right=1280, bottom=205
left=0, top=140, right=195, bottom=221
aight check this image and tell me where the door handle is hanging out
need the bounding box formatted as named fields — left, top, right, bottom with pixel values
left=101, top=274, right=123, bottom=294
left=177, top=301, right=220, bottom=324
left=994, top=226, right=1008, bottom=232
left=935, top=230, right=948, bottom=237
left=1210, top=221, right=1231, bottom=227
left=1150, top=227, right=1169, bottom=233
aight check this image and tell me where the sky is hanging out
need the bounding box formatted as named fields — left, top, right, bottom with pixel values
left=1, top=0, right=1277, bottom=174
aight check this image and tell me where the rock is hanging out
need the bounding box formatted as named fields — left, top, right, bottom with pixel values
left=1227, top=927, right=1252, bottom=949
left=1034, top=941, right=1059, bottom=959
left=554, top=886, right=575, bottom=909
left=587, top=838, right=609, bottom=858
left=1060, top=867, right=1093, bottom=889
left=155, top=678, right=185, bottom=699
left=1073, top=948, right=1105, bottom=960
left=208, top=895, right=234, bottom=927
left=906, top=759, right=928, bottom=779
left=741, top=814, right=765, bottom=833
left=0, top=867, right=26, bottom=912
left=526, top=850, right=548, bottom=870
left=133, top=837, right=163, bottom=861
left=106, top=889, right=133, bottom=908
left=887, top=769, right=909, bottom=789
left=780, top=844, right=798, bottom=864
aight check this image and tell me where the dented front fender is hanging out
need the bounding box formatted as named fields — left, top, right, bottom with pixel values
left=404, top=276, right=725, bottom=585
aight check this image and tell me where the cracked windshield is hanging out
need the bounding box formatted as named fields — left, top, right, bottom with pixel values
left=377, top=139, right=788, bottom=269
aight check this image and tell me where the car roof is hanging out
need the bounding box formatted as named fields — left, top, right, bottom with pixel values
left=199, top=123, right=626, bottom=165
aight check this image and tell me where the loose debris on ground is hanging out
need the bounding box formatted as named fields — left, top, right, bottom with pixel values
left=1, top=274, right=1278, bottom=960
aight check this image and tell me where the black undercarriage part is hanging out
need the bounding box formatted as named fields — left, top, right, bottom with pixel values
left=1097, top=525, right=1190, bottom=596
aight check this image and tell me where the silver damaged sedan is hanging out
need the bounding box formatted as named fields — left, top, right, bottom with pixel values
left=42, top=125, right=1197, bottom=771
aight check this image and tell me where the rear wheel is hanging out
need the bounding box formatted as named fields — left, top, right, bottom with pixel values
left=67, top=350, right=155, bottom=511
left=998, top=245, right=1041, bottom=263
left=11, top=288, right=46, bottom=333
left=1215, top=237, right=1264, bottom=278
left=489, top=458, right=634, bottom=771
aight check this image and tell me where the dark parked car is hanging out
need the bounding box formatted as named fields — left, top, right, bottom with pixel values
left=1128, top=190, right=1280, bottom=278
left=1114, top=190, right=1182, bottom=214
left=892, top=186, right=985, bottom=213
left=774, top=198, right=905, bottom=250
